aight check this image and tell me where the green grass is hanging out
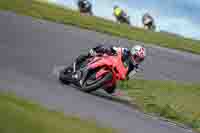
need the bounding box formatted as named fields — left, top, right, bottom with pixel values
left=0, top=92, right=116, bottom=133
left=0, top=1, right=200, bottom=130
left=1, top=0, right=200, bottom=54
left=119, top=80, right=200, bottom=131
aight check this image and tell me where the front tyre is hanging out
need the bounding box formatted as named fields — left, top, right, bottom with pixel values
left=59, top=67, right=73, bottom=85
left=80, top=71, right=113, bottom=93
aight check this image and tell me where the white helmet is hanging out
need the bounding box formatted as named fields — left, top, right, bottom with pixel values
left=130, top=45, right=146, bottom=64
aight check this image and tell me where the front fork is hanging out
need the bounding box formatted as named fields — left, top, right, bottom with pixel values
left=72, top=59, right=90, bottom=87
left=73, top=61, right=76, bottom=73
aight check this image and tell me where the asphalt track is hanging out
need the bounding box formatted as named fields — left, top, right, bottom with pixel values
left=0, top=11, right=200, bottom=133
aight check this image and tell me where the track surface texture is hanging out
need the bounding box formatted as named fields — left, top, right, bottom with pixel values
left=0, top=11, right=199, bottom=133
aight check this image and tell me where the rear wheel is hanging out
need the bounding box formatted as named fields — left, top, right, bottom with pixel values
left=80, top=71, right=113, bottom=93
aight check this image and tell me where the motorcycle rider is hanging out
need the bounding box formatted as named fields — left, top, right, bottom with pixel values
left=142, top=13, right=155, bottom=30
left=65, top=44, right=146, bottom=96
left=113, top=5, right=129, bottom=24
left=77, top=0, right=92, bottom=14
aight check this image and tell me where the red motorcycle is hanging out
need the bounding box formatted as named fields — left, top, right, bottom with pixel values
left=59, top=48, right=129, bottom=93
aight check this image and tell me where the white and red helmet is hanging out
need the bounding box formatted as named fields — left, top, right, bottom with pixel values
left=130, top=45, right=146, bottom=64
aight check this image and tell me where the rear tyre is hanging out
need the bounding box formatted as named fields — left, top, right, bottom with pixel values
left=80, top=71, right=113, bottom=93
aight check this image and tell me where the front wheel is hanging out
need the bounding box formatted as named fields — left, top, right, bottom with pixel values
left=80, top=71, right=113, bottom=93
left=59, top=66, right=73, bottom=85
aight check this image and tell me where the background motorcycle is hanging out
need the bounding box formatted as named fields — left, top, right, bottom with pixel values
left=116, top=13, right=131, bottom=25
left=143, top=17, right=156, bottom=31
left=78, top=1, right=93, bottom=16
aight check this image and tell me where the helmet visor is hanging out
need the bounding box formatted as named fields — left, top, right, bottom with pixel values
left=131, top=54, right=144, bottom=64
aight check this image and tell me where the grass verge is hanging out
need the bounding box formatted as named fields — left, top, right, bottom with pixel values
left=0, top=0, right=200, bottom=54
left=0, top=92, right=116, bottom=133
left=119, top=80, right=200, bottom=132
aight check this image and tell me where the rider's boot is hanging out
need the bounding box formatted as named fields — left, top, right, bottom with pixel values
left=105, top=85, right=124, bottom=97
left=111, top=89, right=125, bottom=97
